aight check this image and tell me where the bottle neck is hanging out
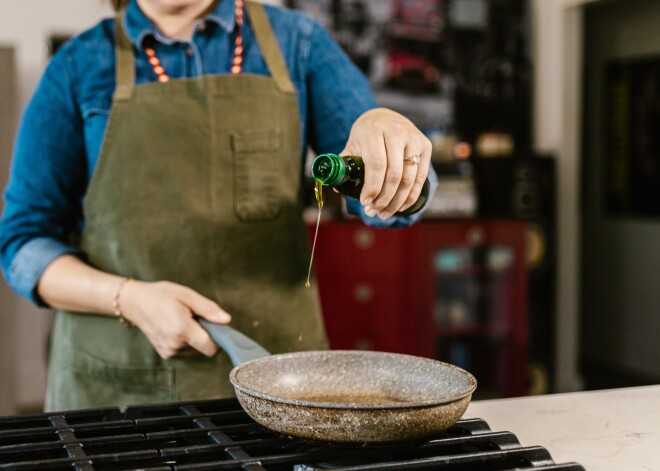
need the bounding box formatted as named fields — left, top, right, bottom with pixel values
left=312, top=154, right=347, bottom=186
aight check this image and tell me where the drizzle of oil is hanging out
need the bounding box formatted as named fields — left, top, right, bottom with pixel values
left=305, top=179, right=324, bottom=288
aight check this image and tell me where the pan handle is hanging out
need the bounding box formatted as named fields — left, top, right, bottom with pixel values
left=198, top=318, right=271, bottom=366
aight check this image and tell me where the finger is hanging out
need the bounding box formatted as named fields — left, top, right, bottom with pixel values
left=172, top=345, right=201, bottom=358
left=399, top=134, right=432, bottom=212
left=345, top=135, right=387, bottom=209
left=381, top=146, right=421, bottom=215
left=180, top=287, right=231, bottom=323
left=185, top=320, right=220, bottom=357
left=401, top=157, right=431, bottom=212
left=370, top=134, right=406, bottom=217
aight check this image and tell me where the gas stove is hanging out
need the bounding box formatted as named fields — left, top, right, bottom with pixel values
left=0, top=398, right=584, bottom=470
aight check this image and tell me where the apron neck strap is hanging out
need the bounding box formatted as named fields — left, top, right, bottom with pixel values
left=112, top=2, right=295, bottom=97
left=245, top=1, right=295, bottom=94
left=114, top=14, right=136, bottom=101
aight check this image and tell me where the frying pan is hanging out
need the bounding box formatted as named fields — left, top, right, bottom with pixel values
left=199, top=320, right=477, bottom=444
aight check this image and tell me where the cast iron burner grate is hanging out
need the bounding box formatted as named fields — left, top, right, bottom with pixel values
left=0, top=398, right=585, bottom=471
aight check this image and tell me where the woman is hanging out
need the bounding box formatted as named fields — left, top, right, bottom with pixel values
left=0, top=0, right=433, bottom=411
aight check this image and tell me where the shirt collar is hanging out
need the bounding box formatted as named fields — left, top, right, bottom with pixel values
left=122, top=0, right=236, bottom=47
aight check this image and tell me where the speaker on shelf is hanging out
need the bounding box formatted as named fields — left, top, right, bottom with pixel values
left=471, top=156, right=556, bottom=394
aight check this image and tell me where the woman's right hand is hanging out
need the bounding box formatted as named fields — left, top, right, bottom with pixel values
left=120, top=280, right=231, bottom=360
left=37, top=255, right=230, bottom=360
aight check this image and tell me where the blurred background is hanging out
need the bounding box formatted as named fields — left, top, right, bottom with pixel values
left=1, top=0, right=659, bottom=413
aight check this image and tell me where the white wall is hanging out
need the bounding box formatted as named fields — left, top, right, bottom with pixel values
left=0, top=0, right=114, bottom=120
left=531, top=0, right=588, bottom=392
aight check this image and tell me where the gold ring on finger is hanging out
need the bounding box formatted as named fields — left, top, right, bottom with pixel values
left=403, top=154, right=420, bottom=165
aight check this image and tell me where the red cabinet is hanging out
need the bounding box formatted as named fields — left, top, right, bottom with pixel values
left=311, top=223, right=415, bottom=353
left=309, top=219, right=528, bottom=398
left=412, top=221, right=528, bottom=398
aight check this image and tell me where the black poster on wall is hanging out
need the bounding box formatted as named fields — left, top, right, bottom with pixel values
left=605, top=58, right=660, bottom=217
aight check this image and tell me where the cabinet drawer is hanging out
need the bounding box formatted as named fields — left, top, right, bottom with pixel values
left=317, top=279, right=418, bottom=354
left=309, top=223, right=409, bottom=277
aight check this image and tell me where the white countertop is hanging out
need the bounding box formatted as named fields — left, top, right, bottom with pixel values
left=463, top=385, right=660, bottom=470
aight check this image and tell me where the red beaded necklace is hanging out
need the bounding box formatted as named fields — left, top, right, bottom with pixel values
left=144, top=0, right=245, bottom=82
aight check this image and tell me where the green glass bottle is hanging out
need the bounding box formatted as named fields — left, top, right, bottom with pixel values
left=311, top=153, right=430, bottom=217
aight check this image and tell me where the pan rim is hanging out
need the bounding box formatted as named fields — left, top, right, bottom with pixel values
left=228, top=350, right=477, bottom=410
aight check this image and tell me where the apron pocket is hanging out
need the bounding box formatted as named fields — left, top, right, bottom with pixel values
left=63, top=347, right=173, bottom=407
left=231, top=128, right=282, bottom=222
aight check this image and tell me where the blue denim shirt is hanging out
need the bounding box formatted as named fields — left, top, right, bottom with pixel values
left=0, top=0, right=435, bottom=304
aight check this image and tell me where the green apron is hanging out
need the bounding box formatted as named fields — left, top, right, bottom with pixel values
left=45, top=2, right=328, bottom=412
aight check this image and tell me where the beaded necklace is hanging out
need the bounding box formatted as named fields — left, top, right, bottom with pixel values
left=144, top=0, right=245, bottom=82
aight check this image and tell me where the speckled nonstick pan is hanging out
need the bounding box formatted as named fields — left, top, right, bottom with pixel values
left=199, top=320, right=477, bottom=444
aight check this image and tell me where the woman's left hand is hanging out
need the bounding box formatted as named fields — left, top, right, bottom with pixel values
left=340, top=107, right=432, bottom=219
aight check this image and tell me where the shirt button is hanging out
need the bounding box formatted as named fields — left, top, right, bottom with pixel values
left=186, top=47, right=193, bottom=56
left=198, top=22, right=206, bottom=32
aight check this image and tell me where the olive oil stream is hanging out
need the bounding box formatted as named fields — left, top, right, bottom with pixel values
left=305, top=180, right=324, bottom=288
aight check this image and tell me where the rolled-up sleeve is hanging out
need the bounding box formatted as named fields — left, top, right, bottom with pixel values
left=6, top=238, right=81, bottom=303
left=0, top=47, right=86, bottom=305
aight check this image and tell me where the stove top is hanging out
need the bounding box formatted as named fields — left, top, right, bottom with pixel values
left=0, top=398, right=585, bottom=470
